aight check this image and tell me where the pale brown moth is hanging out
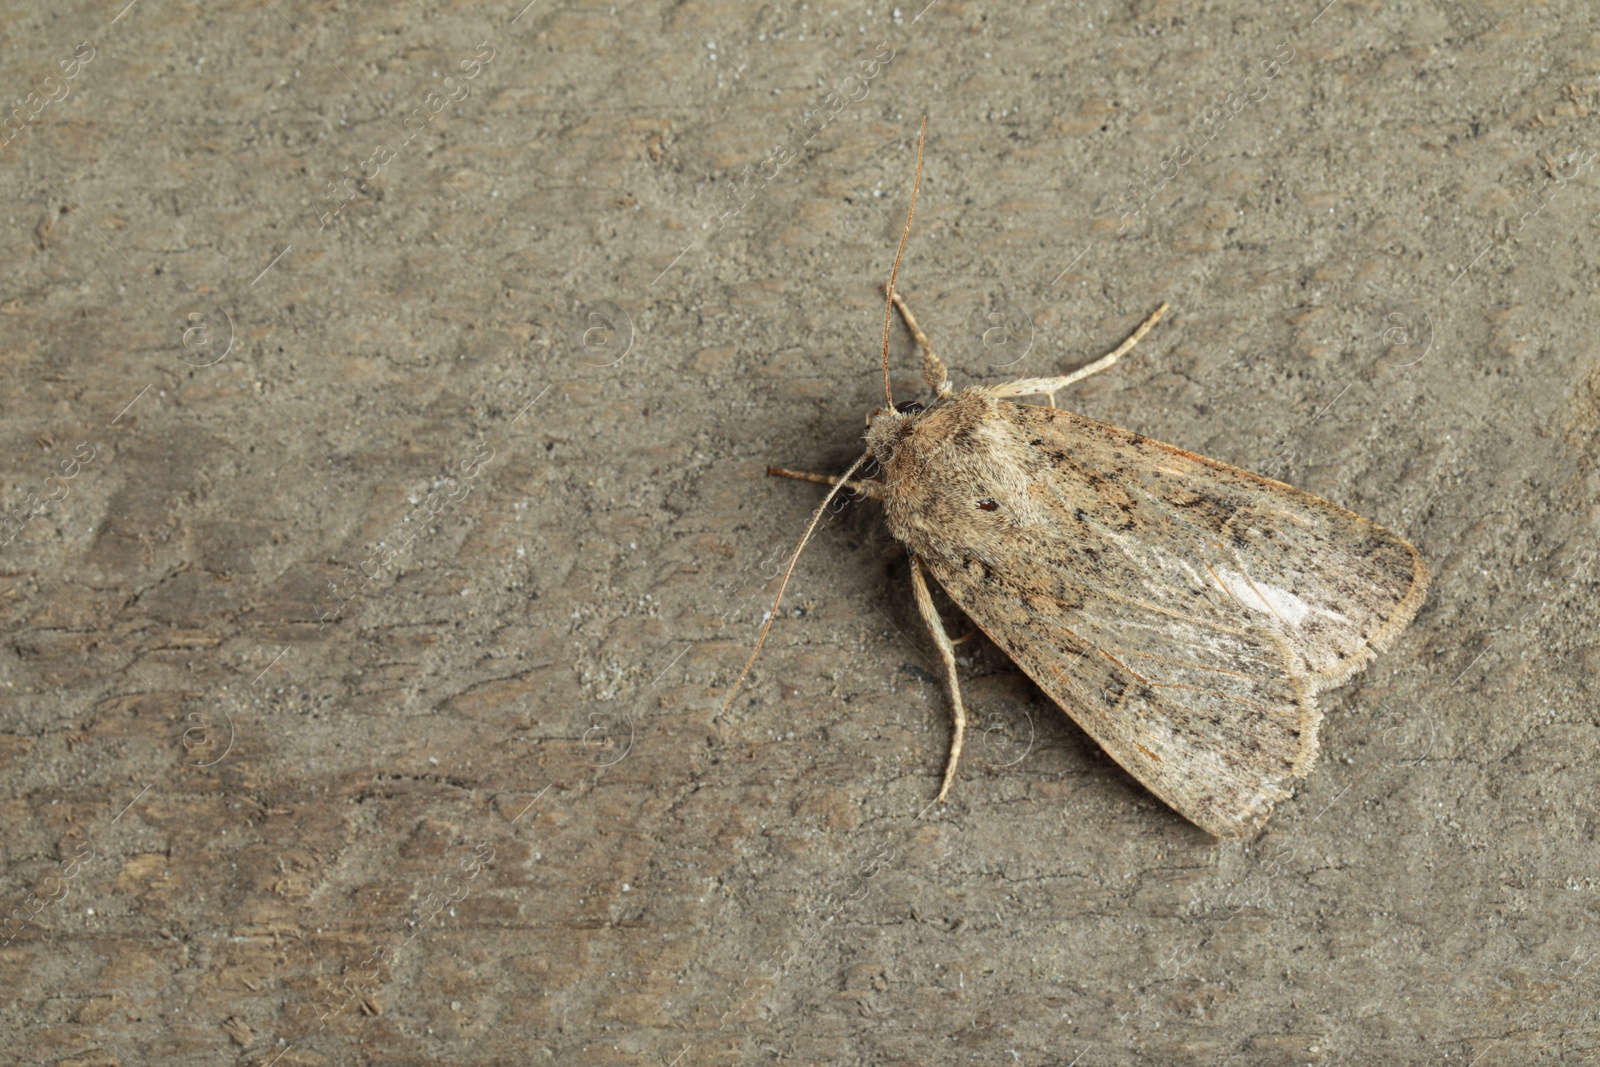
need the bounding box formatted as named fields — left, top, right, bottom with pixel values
left=725, top=120, right=1429, bottom=837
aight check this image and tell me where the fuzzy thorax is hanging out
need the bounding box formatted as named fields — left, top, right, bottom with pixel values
left=864, top=388, right=1048, bottom=567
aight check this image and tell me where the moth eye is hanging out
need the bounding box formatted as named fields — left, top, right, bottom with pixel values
left=895, top=400, right=925, bottom=414
left=977, top=498, right=999, bottom=512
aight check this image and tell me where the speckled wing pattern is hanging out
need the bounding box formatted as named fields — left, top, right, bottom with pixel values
left=908, top=401, right=1429, bottom=837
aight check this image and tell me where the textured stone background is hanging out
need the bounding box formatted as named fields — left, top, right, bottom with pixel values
left=1, top=0, right=1597, bottom=1064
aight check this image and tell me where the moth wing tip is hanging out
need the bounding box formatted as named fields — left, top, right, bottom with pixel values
left=1367, top=531, right=1432, bottom=655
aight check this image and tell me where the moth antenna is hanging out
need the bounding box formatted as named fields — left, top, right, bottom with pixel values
left=720, top=451, right=873, bottom=713
left=880, top=116, right=927, bottom=410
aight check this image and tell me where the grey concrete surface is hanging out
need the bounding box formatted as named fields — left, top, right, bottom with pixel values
left=1, top=0, right=1597, bottom=1064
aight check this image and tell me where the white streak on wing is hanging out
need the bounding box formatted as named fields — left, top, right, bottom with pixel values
left=1100, top=531, right=1209, bottom=596
left=1215, top=566, right=1312, bottom=627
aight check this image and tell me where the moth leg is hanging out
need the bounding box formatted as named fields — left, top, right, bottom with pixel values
left=883, top=286, right=951, bottom=396
left=911, top=555, right=966, bottom=803
left=768, top=466, right=882, bottom=499
left=990, top=302, right=1169, bottom=406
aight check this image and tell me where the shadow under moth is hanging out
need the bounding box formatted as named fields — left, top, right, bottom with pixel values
left=725, top=121, right=1429, bottom=837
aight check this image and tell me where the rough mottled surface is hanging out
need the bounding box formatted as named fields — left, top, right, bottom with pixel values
left=1, top=0, right=1598, bottom=1064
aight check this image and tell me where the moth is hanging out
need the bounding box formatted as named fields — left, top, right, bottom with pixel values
left=726, top=121, right=1429, bottom=837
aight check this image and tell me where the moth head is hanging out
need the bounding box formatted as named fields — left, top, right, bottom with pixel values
left=864, top=402, right=919, bottom=466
